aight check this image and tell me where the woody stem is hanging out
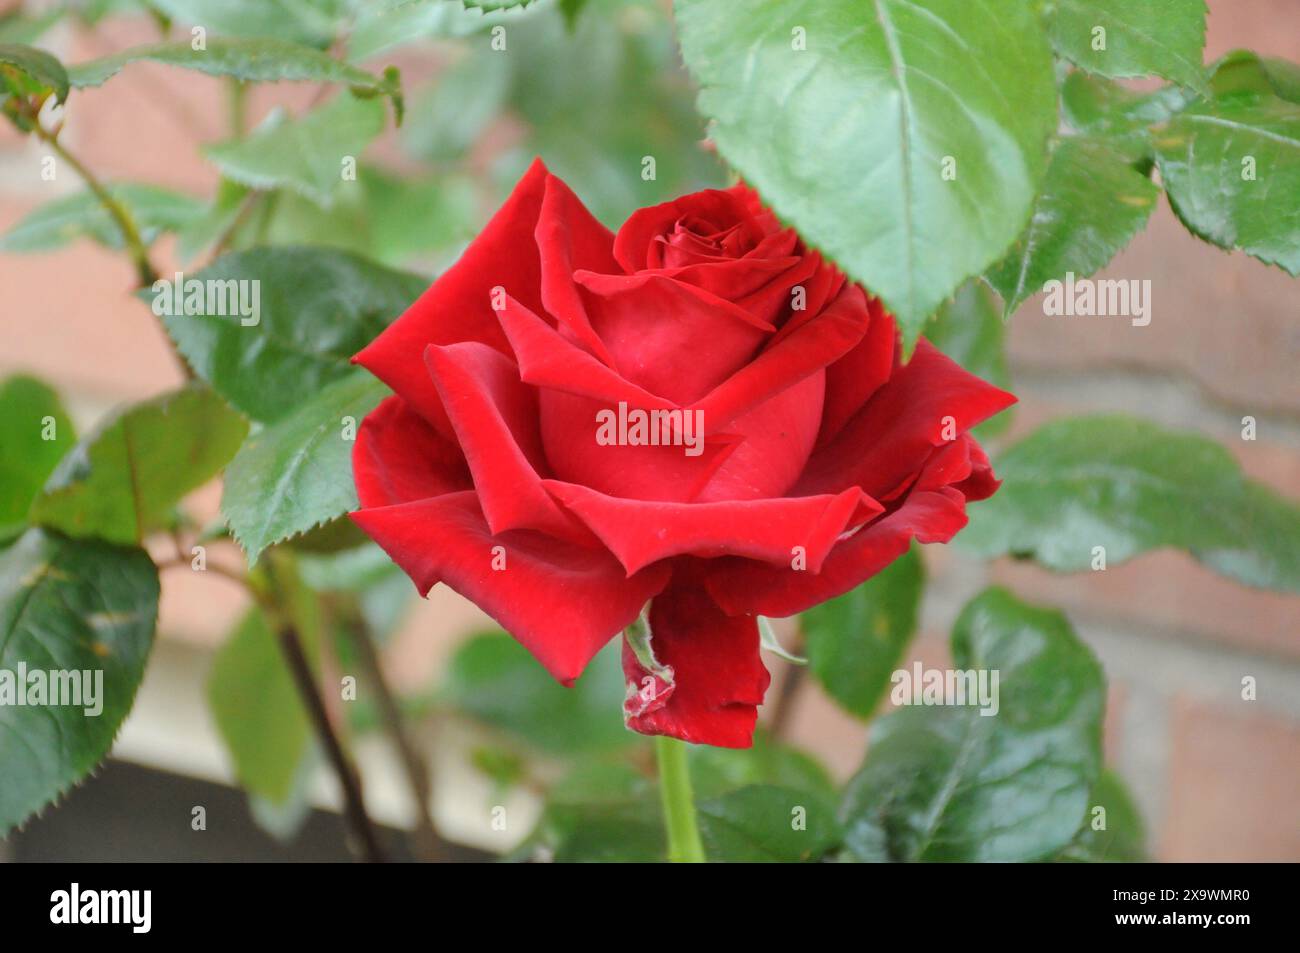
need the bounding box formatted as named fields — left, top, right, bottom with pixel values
left=654, top=736, right=706, bottom=863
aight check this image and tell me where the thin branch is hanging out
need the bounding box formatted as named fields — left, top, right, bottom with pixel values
left=31, top=127, right=158, bottom=288
left=339, top=606, right=449, bottom=862
left=276, top=620, right=386, bottom=863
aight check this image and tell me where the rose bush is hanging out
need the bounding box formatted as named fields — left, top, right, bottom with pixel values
left=350, top=158, right=1015, bottom=748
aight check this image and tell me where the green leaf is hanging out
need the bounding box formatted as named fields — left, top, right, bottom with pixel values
left=0, top=41, right=69, bottom=103
left=153, top=246, right=425, bottom=423
left=0, top=375, right=74, bottom=540
left=347, top=0, right=522, bottom=62
left=802, top=545, right=923, bottom=718
left=1060, top=69, right=1196, bottom=154
left=401, top=49, right=510, bottom=164
left=205, top=95, right=387, bottom=206
left=220, top=371, right=386, bottom=564
left=840, top=587, right=1104, bottom=862
left=985, top=136, right=1159, bottom=317
left=961, top=414, right=1300, bottom=594
left=1154, top=92, right=1300, bottom=275
left=674, top=0, right=1057, bottom=346
left=0, top=529, right=159, bottom=834
left=1056, top=770, right=1146, bottom=862
left=30, top=386, right=248, bottom=546
left=1195, top=481, right=1300, bottom=595
left=148, top=0, right=346, bottom=48
left=924, top=280, right=1012, bottom=439
left=67, top=37, right=394, bottom=93
left=462, top=0, right=541, bottom=10
left=1205, top=50, right=1300, bottom=104
left=1046, top=0, right=1207, bottom=91
left=441, top=631, right=637, bottom=754
left=257, top=168, right=478, bottom=267
left=698, top=784, right=842, bottom=862
left=207, top=607, right=313, bottom=804
left=0, top=184, right=203, bottom=253
left=512, top=763, right=665, bottom=863
left=690, top=729, right=837, bottom=803
left=495, top=0, right=724, bottom=227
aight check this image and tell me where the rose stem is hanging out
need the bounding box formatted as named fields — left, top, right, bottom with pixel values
left=654, top=736, right=706, bottom=863
left=338, top=604, right=449, bottom=862
left=275, top=619, right=386, bottom=863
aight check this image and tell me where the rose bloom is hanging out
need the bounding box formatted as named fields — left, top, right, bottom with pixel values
left=351, top=160, right=1014, bottom=748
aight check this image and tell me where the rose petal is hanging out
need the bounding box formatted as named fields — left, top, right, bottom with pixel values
left=535, top=173, right=619, bottom=365
left=546, top=479, right=880, bottom=575
left=623, top=571, right=770, bottom=748
left=351, top=491, right=671, bottom=684
left=424, top=341, right=580, bottom=540
left=705, top=487, right=971, bottom=618
left=796, top=338, right=1016, bottom=500
left=575, top=270, right=772, bottom=404
left=696, top=283, right=872, bottom=434
left=816, top=295, right=896, bottom=447
left=353, top=395, right=471, bottom=508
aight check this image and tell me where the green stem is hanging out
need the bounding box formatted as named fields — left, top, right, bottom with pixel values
left=655, top=736, right=706, bottom=863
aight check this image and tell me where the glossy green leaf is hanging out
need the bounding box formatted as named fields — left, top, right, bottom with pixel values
left=0, top=375, right=74, bottom=540
left=674, top=0, right=1057, bottom=345
left=30, top=386, right=248, bottom=545
left=1046, top=0, right=1207, bottom=91
left=1060, top=69, right=1195, bottom=157
left=0, top=529, right=159, bottom=834
left=67, top=37, right=394, bottom=93
left=1056, top=770, right=1146, bottom=862
left=347, top=0, right=521, bottom=61
left=0, top=41, right=68, bottom=103
left=986, top=136, right=1159, bottom=316
left=802, top=545, right=923, bottom=718
left=924, top=279, right=1012, bottom=440
left=698, top=784, right=842, bottom=862
left=840, top=587, right=1104, bottom=862
left=220, top=371, right=386, bottom=565
left=961, top=414, right=1300, bottom=594
left=1154, top=92, right=1300, bottom=274
left=205, top=95, right=387, bottom=206
left=207, top=607, right=312, bottom=804
left=442, top=631, right=636, bottom=754
left=0, top=184, right=203, bottom=253
left=154, top=246, right=425, bottom=423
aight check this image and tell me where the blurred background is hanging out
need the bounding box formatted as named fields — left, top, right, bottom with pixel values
left=0, top=0, right=1296, bottom=861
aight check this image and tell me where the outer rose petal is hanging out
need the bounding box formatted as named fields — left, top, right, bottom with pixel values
left=355, top=159, right=611, bottom=431
left=351, top=491, right=671, bottom=684
left=545, top=479, right=880, bottom=574
left=353, top=395, right=471, bottom=508
left=796, top=338, right=1016, bottom=500
left=623, top=571, right=770, bottom=748
left=705, top=487, right=971, bottom=618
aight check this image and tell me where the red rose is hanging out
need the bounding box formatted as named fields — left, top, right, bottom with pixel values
left=350, top=159, right=1014, bottom=748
